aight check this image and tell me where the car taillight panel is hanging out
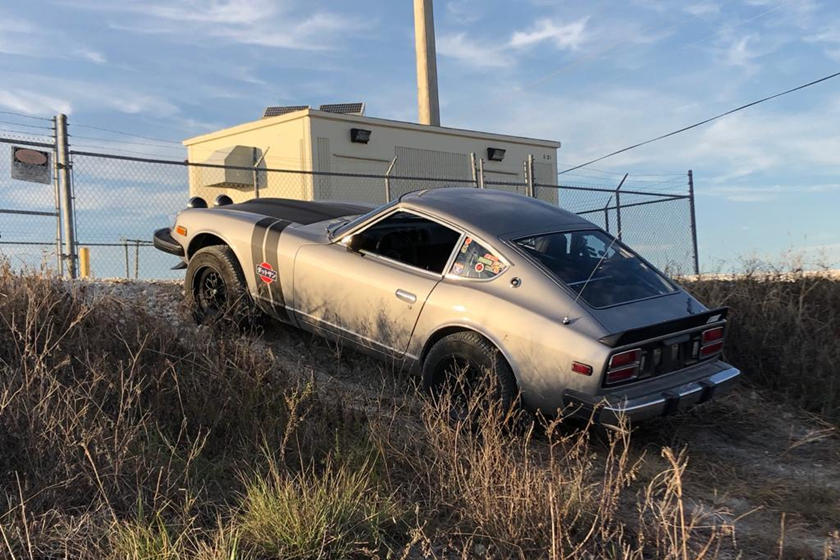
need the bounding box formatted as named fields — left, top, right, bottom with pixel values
left=700, top=326, right=725, bottom=358
left=702, top=327, right=724, bottom=344
left=606, top=348, right=641, bottom=384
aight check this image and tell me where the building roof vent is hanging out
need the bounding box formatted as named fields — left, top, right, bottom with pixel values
left=262, top=105, right=310, bottom=118
left=319, top=102, right=365, bottom=116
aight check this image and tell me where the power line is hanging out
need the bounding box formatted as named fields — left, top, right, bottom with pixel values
left=559, top=165, right=684, bottom=179
left=71, top=122, right=182, bottom=145
left=0, top=120, right=53, bottom=131
left=0, top=110, right=53, bottom=122
left=0, top=128, right=54, bottom=140
left=69, top=142, right=185, bottom=158
left=68, top=133, right=186, bottom=150
left=559, top=70, right=840, bottom=174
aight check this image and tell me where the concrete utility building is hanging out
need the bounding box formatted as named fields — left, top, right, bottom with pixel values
left=182, top=104, right=561, bottom=205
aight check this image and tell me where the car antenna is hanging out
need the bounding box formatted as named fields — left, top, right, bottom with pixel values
left=571, top=228, right=623, bottom=309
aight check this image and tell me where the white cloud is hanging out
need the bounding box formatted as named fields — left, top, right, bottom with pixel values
left=438, top=32, right=513, bottom=68
left=0, top=12, right=107, bottom=64
left=0, top=89, right=72, bottom=115
left=0, top=73, right=180, bottom=119
left=445, top=0, right=483, bottom=24
left=76, top=49, right=106, bottom=64
left=684, top=2, right=720, bottom=17
left=725, top=35, right=759, bottom=68
left=440, top=17, right=589, bottom=69
left=509, top=18, right=589, bottom=50
left=64, top=0, right=367, bottom=51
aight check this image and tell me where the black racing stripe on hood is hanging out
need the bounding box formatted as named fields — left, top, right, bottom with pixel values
left=227, top=198, right=372, bottom=224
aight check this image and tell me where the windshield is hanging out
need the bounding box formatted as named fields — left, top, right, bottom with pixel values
left=331, top=200, right=398, bottom=239
left=514, top=230, right=676, bottom=308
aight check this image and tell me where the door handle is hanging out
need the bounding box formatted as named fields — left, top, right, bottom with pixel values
left=395, top=289, right=417, bottom=304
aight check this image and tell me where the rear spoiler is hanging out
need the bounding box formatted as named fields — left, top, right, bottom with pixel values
left=598, top=307, right=729, bottom=347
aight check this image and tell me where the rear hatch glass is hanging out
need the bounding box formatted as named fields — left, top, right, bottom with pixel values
left=514, top=230, right=676, bottom=308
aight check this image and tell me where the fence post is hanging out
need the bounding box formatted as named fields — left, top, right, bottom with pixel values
left=384, top=156, right=397, bottom=203
left=122, top=239, right=129, bottom=278
left=603, top=196, right=612, bottom=233
left=134, top=240, right=140, bottom=279
left=56, top=113, right=77, bottom=278
left=470, top=152, right=478, bottom=187
left=615, top=173, right=628, bottom=241
left=51, top=116, right=64, bottom=276
left=526, top=154, right=535, bottom=198
left=477, top=158, right=485, bottom=189
left=688, top=169, right=700, bottom=276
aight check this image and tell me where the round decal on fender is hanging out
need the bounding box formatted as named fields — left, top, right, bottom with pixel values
left=257, top=261, right=277, bottom=284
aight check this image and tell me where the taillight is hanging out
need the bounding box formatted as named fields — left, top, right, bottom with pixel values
left=702, top=327, right=723, bottom=343
left=700, top=327, right=725, bottom=358
left=606, top=348, right=641, bottom=384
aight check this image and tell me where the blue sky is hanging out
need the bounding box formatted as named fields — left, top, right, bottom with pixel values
left=1, top=0, right=839, bottom=272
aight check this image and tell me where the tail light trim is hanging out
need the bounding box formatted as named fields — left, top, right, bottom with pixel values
left=605, top=348, right=642, bottom=385
left=700, top=326, right=726, bottom=359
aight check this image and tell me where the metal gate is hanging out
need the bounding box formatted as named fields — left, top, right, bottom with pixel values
left=0, top=134, right=63, bottom=274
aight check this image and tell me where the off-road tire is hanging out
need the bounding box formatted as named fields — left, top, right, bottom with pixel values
left=421, top=331, right=519, bottom=413
left=185, top=245, right=253, bottom=325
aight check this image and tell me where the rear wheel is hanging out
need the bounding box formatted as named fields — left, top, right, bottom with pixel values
left=185, top=245, right=252, bottom=325
left=421, top=331, right=519, bottom=420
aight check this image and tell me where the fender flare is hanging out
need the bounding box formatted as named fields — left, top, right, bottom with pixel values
left=418, top=321, right=522, bottom=386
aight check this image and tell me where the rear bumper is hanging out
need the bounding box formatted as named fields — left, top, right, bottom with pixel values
left=563, top=361, right=740, bottom=425
left=153, top=227, right=184, bottom=257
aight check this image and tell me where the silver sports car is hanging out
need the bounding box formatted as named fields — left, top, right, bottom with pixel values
left=154, top=188, right=739, bottom=423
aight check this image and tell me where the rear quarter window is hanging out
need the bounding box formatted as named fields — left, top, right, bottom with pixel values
left=450, top=237, right=508, bottom=280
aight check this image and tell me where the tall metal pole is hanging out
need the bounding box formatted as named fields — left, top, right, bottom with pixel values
left=615, top=173, right=628, bottom=241
left=469, top=152, right=478, bottom=187
left=413, top=0, right=441, bottom=126
left=52, top=116, right=64, bottom=276
left=477, top=158, right=485, bottom=189
left=56, top=114, right=77, bottom=278
left=688, top=169, right=700, bottom=276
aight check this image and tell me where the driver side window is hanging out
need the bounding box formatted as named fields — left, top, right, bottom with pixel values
left=350, top=211, right=461, bottom=273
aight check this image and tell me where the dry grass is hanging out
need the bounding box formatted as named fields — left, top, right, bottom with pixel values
left=0, top=263, right=837, bottom=558
left=685, top=260, right=840, bottom=422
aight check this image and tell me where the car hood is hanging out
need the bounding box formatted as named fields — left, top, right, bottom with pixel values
left=587, top=290, right=706, bottom=337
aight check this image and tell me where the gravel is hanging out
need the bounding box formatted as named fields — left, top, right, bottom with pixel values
left=78, top=278, right=185, bottom=326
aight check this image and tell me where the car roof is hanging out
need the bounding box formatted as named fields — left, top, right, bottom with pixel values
left=400, top=187, right=594, bottom=240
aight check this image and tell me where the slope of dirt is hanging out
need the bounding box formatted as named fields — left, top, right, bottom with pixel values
left=89, top=279, right=840, bottom=559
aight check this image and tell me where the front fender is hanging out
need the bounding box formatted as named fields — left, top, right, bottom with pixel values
left=174, top=210, right=262, bottom=296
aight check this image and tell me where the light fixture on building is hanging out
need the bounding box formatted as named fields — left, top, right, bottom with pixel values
left=487, top=147, right=506, bottom=161
left=350, top=128, right=372, bottom=144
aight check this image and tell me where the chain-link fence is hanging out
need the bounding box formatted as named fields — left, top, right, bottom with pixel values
left=537, top=181, right=698, bottom=275
left=0, top=136, right=63, bottom=273
left=1, top=135, right=700, bottom=280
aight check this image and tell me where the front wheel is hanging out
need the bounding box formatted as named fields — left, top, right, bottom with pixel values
left=421, top=331, right=519, bottom=419
left=185, top=245, right=252, bottom=325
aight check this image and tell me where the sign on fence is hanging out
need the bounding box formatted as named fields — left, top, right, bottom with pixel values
left=11, top=146, right=51, bottom=184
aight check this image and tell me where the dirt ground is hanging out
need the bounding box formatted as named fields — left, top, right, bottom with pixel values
left=92, top=279, right=840, bottom=559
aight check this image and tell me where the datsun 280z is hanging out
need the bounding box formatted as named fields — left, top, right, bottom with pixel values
left=153, top=188, right=740, bottom=423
